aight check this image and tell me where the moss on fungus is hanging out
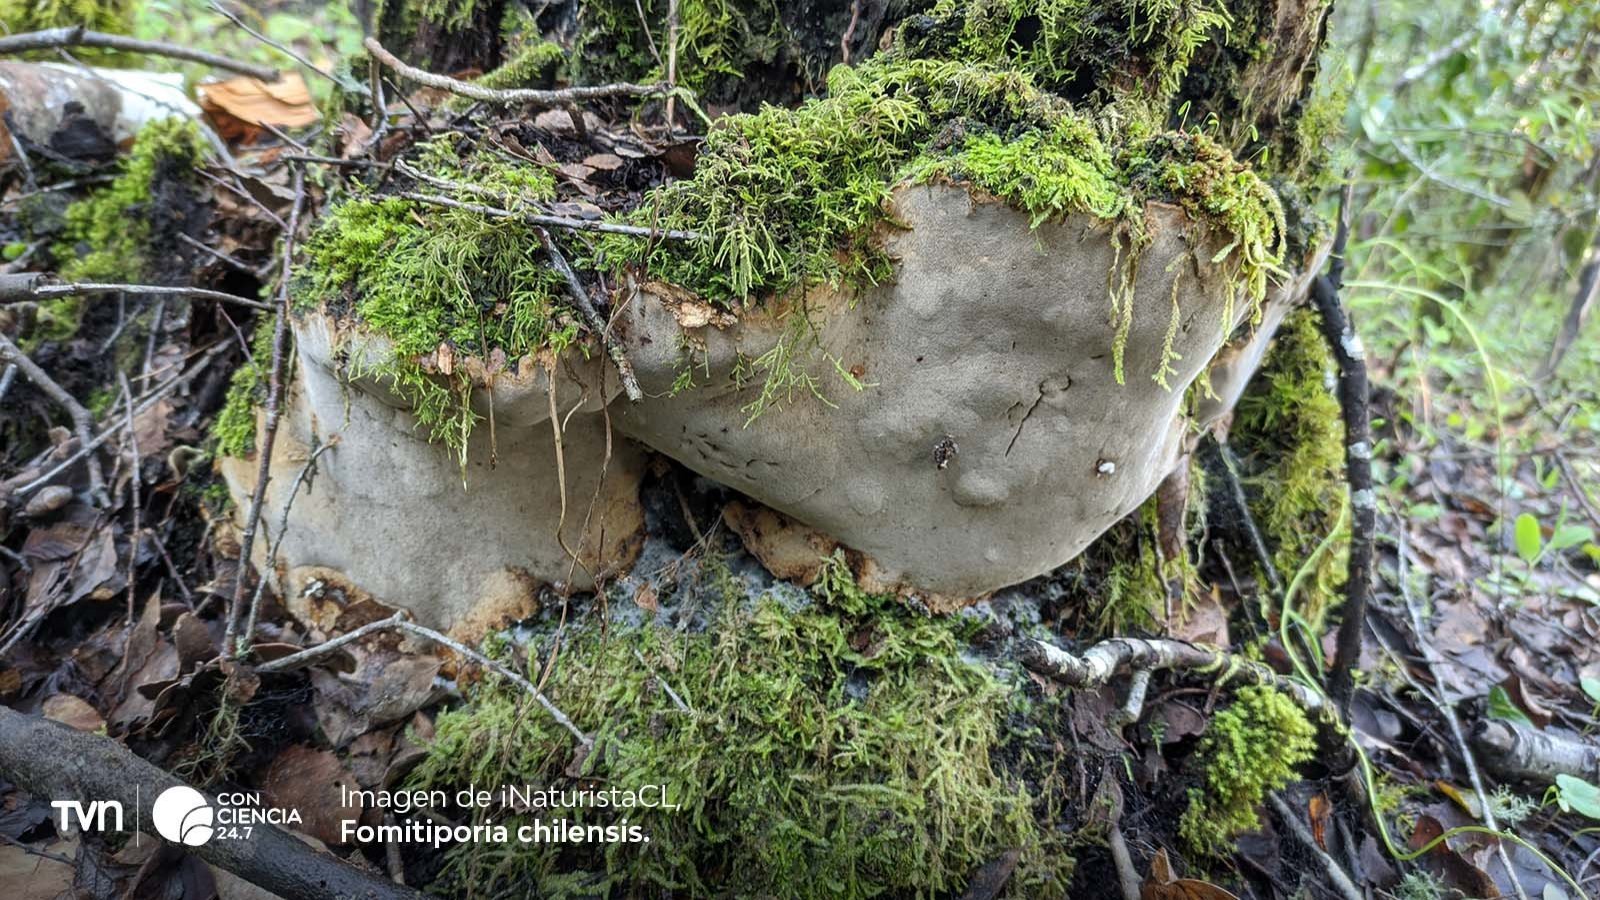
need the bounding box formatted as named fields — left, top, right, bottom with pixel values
left=408, top=553, right=1076, bottom=898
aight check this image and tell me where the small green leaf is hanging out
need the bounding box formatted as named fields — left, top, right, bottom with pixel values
left=1487, top=685, right=1534, bottom=726
left=1582, top=678, right=1600, bottom=705
left=1549, top=525, right=1595, bottom=553
left=1555, top=775, right=1600, bottom=821
left=1514, top=513, right=1542, bottom=564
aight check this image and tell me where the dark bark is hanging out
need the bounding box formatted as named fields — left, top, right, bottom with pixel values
left=0, top=705, right=423, bottom=900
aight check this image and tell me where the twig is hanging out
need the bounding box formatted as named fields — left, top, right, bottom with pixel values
left=1398, top=529, right=1528, bottom=900
left=1108, top=668, right=1152, bottom=729
left=535, top=227, right=644, bottom=402
left=0, top=26, right=278, bottom=80
left=1554, top=452, right=1600, bottom=531
left=1106, top=825, right=1142, bottom=900
left=1, top=278, right=275, bottom=311
left=1205, top=435, right=1284, bottom=596
left=0, top=364, right=16, bottom=404
left=1266, top=793, right=1364, bottom=900
left=243, top=437, right=338, bottom=648
left=1473, top=719, right=1600, bottom=784
left=0, top=331, right=107, bottom=504
left=224, top=167, right=305, bottom=658
left=207, top=1, right=358, bottom=92
left=256, top=613, right=592, bottom=749
left=395, top=188, right=702, bottom=240
left=664, top=0, right=680, bottom=131
left=7, top=343, right=231, bottom=497
left=1314, top=183, right=1371, bottom=720
left=177, top=233, right=257, bottom=276
left=118, top=373, right=140, bottom=624
left=364, top=37, right=669, bottom=107
left=840, top=0, right=863, bottom=64
left=634, top=648, right=691, bottom=713
left=1020, top=637, right=1333, bottom=720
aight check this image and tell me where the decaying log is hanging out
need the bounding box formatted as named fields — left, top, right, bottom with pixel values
left=1473, top=719, right=1600, bottom=785
left=0, top=705, right=423, bottom=900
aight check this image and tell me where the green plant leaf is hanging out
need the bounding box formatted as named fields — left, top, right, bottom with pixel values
left=1581, top=678, right=1600, bottom=705
left=1514, top=513, right=1543, bottom=564
left=1549, top=525, right=1595, bottom=553
left=1554, top=775, right=1600, bottom=821
left=1487, top=685, right=1534, bottom=726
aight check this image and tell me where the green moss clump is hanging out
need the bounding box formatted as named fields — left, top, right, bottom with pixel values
left=0, top=0, right=130, bottom=35
left=57, top=118, right=207, bottom=284
left=900, top=0, right=1232, bottom=113
left=298, top=135, right=575, bottom=464
left=1179, top=684, right=1315, bottom=856
left=1231, top=308, right=1345, bottom=627
left=213, top=320, right=279, bottom=458
left=409, top=553, right=1072, bottom=898
left=472, top=38, right=564, bottom=89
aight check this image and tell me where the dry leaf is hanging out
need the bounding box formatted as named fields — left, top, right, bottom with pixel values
left=198, top=72, right=318, bottom=143
left=260, top=746, right=363, bottom=845
left=42, top=694, right=104, bottom=732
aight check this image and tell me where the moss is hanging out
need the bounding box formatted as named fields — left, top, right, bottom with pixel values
left=213, top=319, right=279, bottom=458
left=1231, top=307, right=1345, bottom=628
left=0, top=0, right=131, bottom=36
left=408, top=553, right=1073, bottom=897
left=56, top=118, right=207, bottom=284
left=472, top=38, right=564, bottom=89
left=1178, top=684, right=1315, bottom=856
left=297, top=134, right=575, bottom=464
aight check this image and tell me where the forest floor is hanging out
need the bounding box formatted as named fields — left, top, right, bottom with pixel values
left=2, top=2, right=1600, bottom=899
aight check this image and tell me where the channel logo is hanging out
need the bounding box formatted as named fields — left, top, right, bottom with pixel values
left=152, top=785, right=215, bottom=846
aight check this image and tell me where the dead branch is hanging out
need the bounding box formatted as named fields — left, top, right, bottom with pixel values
left=1473, top=719, right=1600, bottom=785
left=224, top=167, right=305, bottom=658
left=363, top=37, right=669, bottom=108
left=207, top=1, right=358, bottom=92
left=6, top=342, right=232, bottom=498
left=1313, top=184, right=1372, bottom=719
left=256, top=613, right=592, bottom=750
left=535, top=226, right=645, bottom=402
left=0, top=705, right=424, bottom=900
left=0, top=330, right=107, bottom=504
left=0, top=26, right=278, bottom=80
left=1204, top=435, right=1284, bottom=596
left=0, top=275, right=275, bottom=311
left=1020, top=637, right=1332, bottom=719
left=243, top=437, right=338, bottom=647
left=394, top=188, right=703, bottom=241
left=1266, top=793, right=1364, bottom=900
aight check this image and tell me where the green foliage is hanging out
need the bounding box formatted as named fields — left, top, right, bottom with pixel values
left=410, top=553, right=1072, bottom=897
left=0, top=0, right=130, bottom=35
left=1179, top=685, right=1315, bottom=856
left=572, top=0, right=788, bottom=100
left=212, top=320, right=278, bottom=458
left=1231, top=308, right=1346, bottom=627
left=902, top=0, right=1233, bottom=113
left=298, top=135, right=575, bottom=465
left=471, top=38, right=564, bottom=90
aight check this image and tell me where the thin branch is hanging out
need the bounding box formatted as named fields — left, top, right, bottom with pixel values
left=5, top=343, right=232, bottom=497
left=0, top=26, right=278, bottom=80
left=395, top=187, right=703, bottom=241
left=364, top=36, right=669, bottom=108
left=206, top=1, right=359, bottom=92
left=1266, top=793, right=1364, bottom=900
left=535, top=227, right=644, bottom=402
left=0, top=331, right=107, bottom=504
left=1315, top=183, right=1371, bottom=720
left=118, top=372, right=140, bottom=625
left=1020, top=637, right=1333, bottom=720
left=225, top=167, right=305, bottom=658
left=1, top=278, right=275, bottom=310
left=256, top=613, right=592, bottom=750
left=243, top=437, right=338, bottom=648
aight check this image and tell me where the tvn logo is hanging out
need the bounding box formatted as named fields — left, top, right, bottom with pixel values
left=51, top=799, right=124, bottom=833
left=51, top=786, right=295, bottom=846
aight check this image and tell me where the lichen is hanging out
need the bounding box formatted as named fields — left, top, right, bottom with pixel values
left=408, top=552, right=1074, bottom=897
left=1230, top=307, right=1346, bottom=627
left=1179, top=684, right=1315, bottom=856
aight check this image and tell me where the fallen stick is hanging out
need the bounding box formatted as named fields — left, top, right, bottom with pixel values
left=1473, top=719, right=1600, bottom=785
left=0, top=705, right=423, bottom=900
left=1019, top=637, right=1333, bottom=720
left=0, top=330, right=107, bottom=504
left=363, top=36, right=667, bottom=108
left=0, top=26, right=278, bottom=81
left=395, top=188, right=703, bottom=241
left=1266, top=793, right=1364, bottom=900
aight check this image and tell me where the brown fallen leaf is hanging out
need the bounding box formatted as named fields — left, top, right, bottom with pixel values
left=259, top=746, right=363, bottom=846
left=42, top=694, right=104, bottom=732
left=1142, top=847, right=1240, bottom=900
left=198, top=71, right=318, bottom=143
